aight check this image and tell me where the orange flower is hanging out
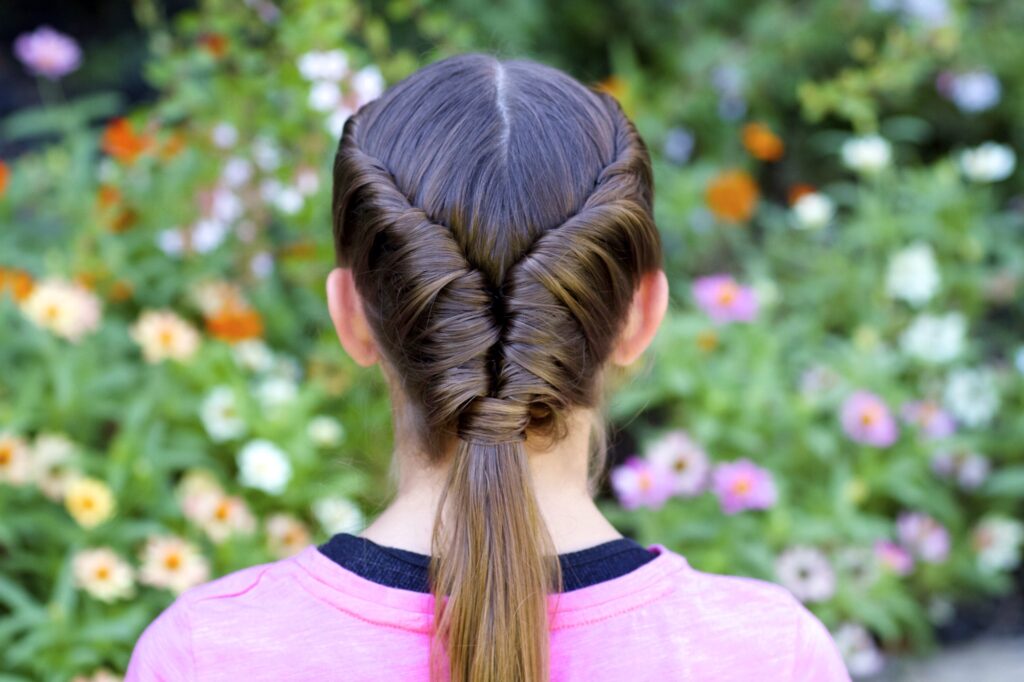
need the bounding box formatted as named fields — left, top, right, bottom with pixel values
left=0, top=160, right=9, bottom=197
left=205, top=303, right=264, bottom=343
left=0, top=267, right=34, bottom=302
left=199, top=33, right=228, bottom=58
left=706, top=170, right=759, bottom=223
left=787, top=183, right=816, bottom=206
left=742, top=122, right=784, bottom=162
left=101, top=118, right=153, bottom=164
left=96, top=184, right=121, bottom=209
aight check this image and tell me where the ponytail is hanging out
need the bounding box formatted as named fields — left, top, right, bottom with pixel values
left=429, top=435, right=561, bottom=682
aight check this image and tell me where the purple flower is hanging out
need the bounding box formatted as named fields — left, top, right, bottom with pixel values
left=711, top=459, right=777, bottom=515
left=897, top=512, right=951, bottom=564
left=692, top=274, right=758, bottom=323
left=874, top=540, right=914, bottom=576
left=645, top=430, right=710, bottom=497
left=610, top=456, right=674, bottom=511
left=13, top=26, right=82, bottom=80
left=931, top=450, right=990, bottom=490
left=937, top=70, right=1001, bottom=113
left=840, top=391, right=899, bottom=447
left=901, top=400, right=956, bottom=440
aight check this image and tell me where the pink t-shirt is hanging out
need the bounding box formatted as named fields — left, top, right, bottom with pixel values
left=124, top=543, right=850, bottom=681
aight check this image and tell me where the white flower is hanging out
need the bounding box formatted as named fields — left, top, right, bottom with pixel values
left=959, top=143, right=1016, bottom=183
left=257, top=376, right=298, bottom=412
left=250, top=251, right=274, bottom=279
left=138, top=535, right=210, bottom=594
left=351, top=65, right=385, bottom=105
left=832, top=622, right=884, bottom=678
left=72, top=547, right=136, bottom=602
left=129, top=309, right=201, bottom=364
left=792, top=192, right=835, bottom=230
left=312, top=495, right=364, bottom=535
left=885, top=242, right=940, bottom=306
left=191, top=490, right=257, bottom=544
left=265, top=513, right=312, bottom=558
left=644, top=430, right=709, bottom=497
left=221, top=157, right=253, bottom=188
left=841, top=134, right=892, bottom=174
left=948, top=70, right=1001, bottom=113
left=775, top=546, right=836, bottom=603
left=308, top=416, right=345, bottom=448
left=200, top=387, right=247, bottom=442
left=900, top=312, right=966, bottom=364
left=210, top=122, right=238, bottom=149
left=308, top=80, right=341, bottom=112
left=943, top=367, right=1000, bottom=428
left=0, top=432, right=32, bottom=487
left=272, top=186, right=304, bottom=215
left=325, top=105, right=355, bottom=137
left=252, top=135, right=281, bottom=171
left=972, top=516, right=1024, bottom=573
left=210, top=188, right=243, bottom=223
left=30, top=432, right=77, bottom=501
left=191, top=218, right=229, bottom=253
left=295, top=168, right=320, bottom=195
left=232, top=339, right=276, bottom=373
left=20, top=278, right=102, bottom=343
left=156, top=228, right=185, bottom=257
left=237, top=439, right=292, bottom=494
left=297, top=49, right=349, bottom=82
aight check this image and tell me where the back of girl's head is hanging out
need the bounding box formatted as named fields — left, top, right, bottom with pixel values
left=330, top=52, right=661, bottom=682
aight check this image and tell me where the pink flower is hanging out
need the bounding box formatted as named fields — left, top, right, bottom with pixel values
left=711, top=459, right=777, bottom=515
left=901, top=400, right=955, bottom=440
left=931, top=450, right=990, bottom=490
left=840, top=391, right=898, bottom=447
left=644, top=430, right=710, bottom=497
left=610, top=456, right=674, bottom=511
left=874, top=540, right=914, bottom=576
left=692, top=274, right=758, bottom=323
left=897, top=512, right=950, bottom=564
left=14, top=26, right=82, bottom=79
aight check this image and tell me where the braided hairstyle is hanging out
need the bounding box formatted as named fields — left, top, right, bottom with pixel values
left=330, top=52, right=662, bottom=682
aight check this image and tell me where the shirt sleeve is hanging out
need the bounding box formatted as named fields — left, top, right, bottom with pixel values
left=124, top=595, right=196, bottom=681
left=792, top=603, right=851, bottom=682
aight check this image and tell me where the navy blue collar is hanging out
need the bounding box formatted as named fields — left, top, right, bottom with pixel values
left=316, top=532, right=656, bottom=593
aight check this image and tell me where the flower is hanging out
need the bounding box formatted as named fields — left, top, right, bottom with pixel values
left=897, top=512, right=950, bottom=563
left=191, top=490, right=257, bottom=544
left=0, top=160, right=9, bottom=197
left=971, top=516, right=1024, bottom=573
left=943, top=367, right=999, bottom=428
left=156, top=228, right=185, bottom=256
left=931, top=450, right=990, bottom=490
left=662, top=127, right=695, bottom=166
left=901, top=400, right=955, bottom=440
left=308, top=416, right=345, bottom=448
left=200, top=387, right=247, bottom=442
left=775, top=546, right=835, bottom=603
left=257, top=376, right=298, bottom=412
left=644, top=430, right=709, bottom=497
left=130, top=309, right=201, bottom=363
left=251, top=135, right=281, bottom=171
left=791, top=192, right=835, bottom=230
left=0, top=266, right=34, bottom=301
left=351, top=65, right=385, bottom=104
left=101, top=118, right=153, bottom=165
left=940, top=70, right=1001, bottom=113
left=308, top=80, right=341, bottom=112
left=0, top=432, right=32, bottom=486
left=297, top=49, right=350, bottom=81
left=711, top=459, right=777, bottom=514
left=204, top=300, right=264, bottom=343
left=841, top=135, right=892, bottom=174
left=874, top=540, right=914, bottom=576
left=610, top=456, right=674, bottom=510
left=72, top=547, right=135, bottom=602
left=959, top=143, right=1016, bottom=183
left=20, top=278, right=102, bottom=342
left=232, top=339, right=276, bottom=373
left=885, top=242, right=940, bottom=306
left=13, top=26, right=82, bottom=79
left=832, top=622, right=885, bottom=678
left=312, top=496, right=365, bottom=535
left=210, top=121, right=238, bottom=149
left=176, top=469, right=224, bottom=522
left=70, top=667, right=123, bottom=682
left=741, top=122, right=784, bottom=161
left=900, top=313, right=966, bottom=364
left=190, top=217, right=229, bottom=253
left=835, top=547, right=880, bottom=589
left=692, top=274, right=758, bottom=323
left=138, top=535, right=210, bottom=594
left=237, top=439, right=292, bottom=494
left=840, top=391, right=898, bottom=447
left=64, top=476, right=116, bottom=528
left=30, top=432, right=77, bottom=501
left=326, top=105, right=355, bottom=137
left=266, top=513, right=312, bottom=558
left=705, top=170, right=759, bottom=222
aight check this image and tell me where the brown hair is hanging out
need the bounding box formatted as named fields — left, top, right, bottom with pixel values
left=330, top=52, right=662, bottom=682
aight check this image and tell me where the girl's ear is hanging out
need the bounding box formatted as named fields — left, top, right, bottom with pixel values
left=609, top=268, right=669, bottom=367
left=326, top=267, right=380, bottom=367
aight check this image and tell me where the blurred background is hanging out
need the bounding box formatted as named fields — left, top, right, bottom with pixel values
left=1, top=1, right=1023, bottom=680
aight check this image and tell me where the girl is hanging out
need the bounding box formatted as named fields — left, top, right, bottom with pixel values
left=126, top=52, right=849, bottom=682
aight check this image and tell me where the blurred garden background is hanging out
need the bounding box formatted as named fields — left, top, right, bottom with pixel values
left=1, top=0, right=1023, bottom=680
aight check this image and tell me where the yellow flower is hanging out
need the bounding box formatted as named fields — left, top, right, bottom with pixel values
left=65, top=476, right=115, bottom=528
